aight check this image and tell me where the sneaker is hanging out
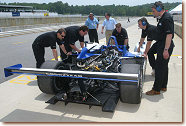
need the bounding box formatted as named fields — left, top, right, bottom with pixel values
left=151, top=69, right=155, bottom=76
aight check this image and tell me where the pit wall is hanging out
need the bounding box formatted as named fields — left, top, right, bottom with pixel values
left=0, top=16, right=104, bottom=32
left=174, top=22, right=182, bottom=38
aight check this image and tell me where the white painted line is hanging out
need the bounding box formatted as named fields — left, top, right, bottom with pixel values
left=0, top=24, right=83, bottom=38
left=178, top=56, right=182, bottom=59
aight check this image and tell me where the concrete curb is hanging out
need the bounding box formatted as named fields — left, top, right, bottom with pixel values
left=174, top=22, right=182, bottom=38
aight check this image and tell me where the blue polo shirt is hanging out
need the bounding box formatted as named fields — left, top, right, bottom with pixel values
left=102, top=17, right=117, bottom=30
left=85, top=17, right=99, bottom=29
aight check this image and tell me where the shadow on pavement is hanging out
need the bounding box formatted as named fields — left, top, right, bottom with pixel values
left=45, top=103, right=114, bottom=119
left=0, top=109, right=90, bottom=122
left=34, top=93, right=114, bottom=119
left=27, top=80, right=38, bottom=86
left=115, top=101, right=140, bottom=113
left=142, top=93, right=164, bottom=102
left=144, top=74, right=155, bottom=83
left=35, top=93, right=54, bottom=102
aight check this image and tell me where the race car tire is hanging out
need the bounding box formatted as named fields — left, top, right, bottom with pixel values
left=119, top=64, right=142, bottom=104
left=37, top=60, right=71, bottom=94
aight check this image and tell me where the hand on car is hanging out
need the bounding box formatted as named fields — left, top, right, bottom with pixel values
left=67, top=52, right=72, bottom=56
left=142, top=53, right=148, bottom=59
left=137, top=47, right=140, bottom=52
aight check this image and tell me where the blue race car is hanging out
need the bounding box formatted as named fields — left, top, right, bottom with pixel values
left=4, top=36, right=146, bottom=112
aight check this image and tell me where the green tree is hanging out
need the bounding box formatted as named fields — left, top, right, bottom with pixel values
left=6, top=2, right=181, bottom=16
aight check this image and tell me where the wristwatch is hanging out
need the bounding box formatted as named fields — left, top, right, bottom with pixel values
left=164, top=48, right=168, bottom=51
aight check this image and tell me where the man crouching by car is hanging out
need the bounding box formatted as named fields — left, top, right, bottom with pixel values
left=60, top=25, right=88, bottom=63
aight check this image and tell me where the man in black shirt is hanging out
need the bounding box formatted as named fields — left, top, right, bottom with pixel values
left=146, top=1, right=175, bottom=95
left=32, top=28, right=66, bottom=68
left=137, top=17, right=160, bottom=75
left=60, top=25, right=88, bottom=61
left=112, top=23, right=129, bottom=50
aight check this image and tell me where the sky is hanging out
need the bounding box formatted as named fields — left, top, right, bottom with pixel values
left=0, top=0, right=182, bottom=6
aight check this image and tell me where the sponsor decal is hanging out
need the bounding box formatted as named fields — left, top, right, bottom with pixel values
left=46, top=73, right=83, bottom=77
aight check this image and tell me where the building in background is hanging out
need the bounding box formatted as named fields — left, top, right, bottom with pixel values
left=0, top=5, right=58, bottom=17
left=169, top=4, right=182, bottom=23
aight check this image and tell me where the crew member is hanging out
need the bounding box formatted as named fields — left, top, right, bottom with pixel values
left=146, top=1, right=175, bottom=95
left=127, top=17, right=130, bottom=23
left=112, top=23, right=129, bottom=50
left=85, top=13, right=99, bottom=43
left=60, top=25, right=88, bottom=62
left=137, top=17, right=160, bottom=76
left=101, top=13, right=117, bottom=44
left=32, top=28, right=66, bottom=68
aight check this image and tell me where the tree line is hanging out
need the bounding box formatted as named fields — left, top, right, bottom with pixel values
left=1, top=1, right=181, bottom=16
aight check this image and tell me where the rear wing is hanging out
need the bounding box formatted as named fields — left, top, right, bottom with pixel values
left=4, top=64, right=139, bottom=83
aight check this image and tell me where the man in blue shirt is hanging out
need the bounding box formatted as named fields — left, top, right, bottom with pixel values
left=101, top=13, right=117, bottom=45
left=85, top=13, right=99, bottom=43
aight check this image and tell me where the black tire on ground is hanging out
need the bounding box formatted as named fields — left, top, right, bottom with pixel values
left=119, top=64, right=142, bottom=104
left=37, top=60, right=71, bottom=94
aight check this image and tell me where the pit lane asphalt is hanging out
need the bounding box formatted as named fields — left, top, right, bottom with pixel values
left=0, top=17, right=182, bottom=122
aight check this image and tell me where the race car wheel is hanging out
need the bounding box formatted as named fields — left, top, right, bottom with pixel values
left=37, top=60, right=71, bottom=94
left=119, top=64, right=142, bottom=104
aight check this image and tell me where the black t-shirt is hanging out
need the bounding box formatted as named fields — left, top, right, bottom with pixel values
left=141, top=24, right=160, bottom=41
left=34, top=31, right=63, bottom=49
left=157, top=12, right=175, bottom=48
left=63, top=26, right=84, bottom=47
left=112, top=27, right=128, bottom=45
